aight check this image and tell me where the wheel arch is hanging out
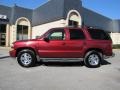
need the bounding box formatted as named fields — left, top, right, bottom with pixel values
left=84, top=48, right=103, bottom=57
left=16, top=47, right=37, bottom=57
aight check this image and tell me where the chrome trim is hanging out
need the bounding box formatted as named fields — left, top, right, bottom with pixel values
left=20, top=53, right=32, bottom=65
left=88, top=54, right=100, bottom=66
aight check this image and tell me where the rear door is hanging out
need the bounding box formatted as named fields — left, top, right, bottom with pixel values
left=64, top=29, right=86, bottom=58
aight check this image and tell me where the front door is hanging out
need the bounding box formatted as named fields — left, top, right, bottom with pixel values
left=38, top=29, right=68, bottom=58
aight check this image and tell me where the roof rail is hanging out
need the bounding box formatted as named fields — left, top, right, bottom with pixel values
left=65, top=25, right=82, bottom=28
left=87, top=26, right=103, bottom=29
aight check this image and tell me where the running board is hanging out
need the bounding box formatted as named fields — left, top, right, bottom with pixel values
left=40, top=58, right=83, bottom=62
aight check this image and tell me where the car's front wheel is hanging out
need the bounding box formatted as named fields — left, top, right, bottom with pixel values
left=17, top=49, right=36, bottom=67
left=84, top=51, right=102, bottom=68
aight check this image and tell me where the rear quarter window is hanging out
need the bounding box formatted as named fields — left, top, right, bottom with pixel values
left=88, top=29, right=111, bottom=40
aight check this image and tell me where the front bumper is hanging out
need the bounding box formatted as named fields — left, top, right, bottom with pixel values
left=9, top=49, right=16, bottom=57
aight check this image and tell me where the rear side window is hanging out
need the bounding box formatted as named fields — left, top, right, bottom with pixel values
left=88, top=29, right=111, bottom=40
left=69, top=29, right=85, bottom=40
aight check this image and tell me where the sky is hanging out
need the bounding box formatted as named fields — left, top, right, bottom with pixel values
left=0, top=0, right=120, bottom=19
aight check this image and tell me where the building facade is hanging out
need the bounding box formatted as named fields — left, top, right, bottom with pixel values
left=0, top=0, right=120, bottom=47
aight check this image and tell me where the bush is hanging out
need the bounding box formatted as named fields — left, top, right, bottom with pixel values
left=112, top=44, right=120, bottom=49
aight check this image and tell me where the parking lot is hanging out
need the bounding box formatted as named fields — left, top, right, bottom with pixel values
left=0, top=50, right=120, bottom=90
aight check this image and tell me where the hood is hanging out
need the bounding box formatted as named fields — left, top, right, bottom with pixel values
left=13, top=39, right=38, bottom=44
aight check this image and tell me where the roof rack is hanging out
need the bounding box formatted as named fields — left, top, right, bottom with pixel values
left=87, top=26, right=103, bottom=29
left=65, top=25, right=82, bottom=28
left=57, top=25, right=104, bottom=30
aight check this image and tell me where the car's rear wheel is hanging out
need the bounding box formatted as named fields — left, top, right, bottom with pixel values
left=84, top=51, right=102, bottom=68
left=17, top=49, right=36, bottom=67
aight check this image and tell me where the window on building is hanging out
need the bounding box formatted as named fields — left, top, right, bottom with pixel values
left=69, top=20, right=78, bottom=27
left=0, top=24, right=6, bottom=33
left=0, top=24, right=6, bottom=46
left=68, top=12, right=79, bottom=27
left=17, top=25, right=28, bottom=40
left=69, top=29, right=85, bottom=40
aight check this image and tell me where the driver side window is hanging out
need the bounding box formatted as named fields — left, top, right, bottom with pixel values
left=48, top=29, right=65, bottom=40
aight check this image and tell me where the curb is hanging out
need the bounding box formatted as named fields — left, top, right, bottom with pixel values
left=0, top=54, right=10, bottom=59
left=0, top=47, right=11, bottom=50
left=0, top=56, right=10, bottom=59
left=0, top=47, right=10, bottom=59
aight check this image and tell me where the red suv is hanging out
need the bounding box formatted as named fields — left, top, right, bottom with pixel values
left=9, top=27, right=114, bottom=68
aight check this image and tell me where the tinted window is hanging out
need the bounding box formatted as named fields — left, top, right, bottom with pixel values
left=48, top=29, right=65, bottom=40
left=88, top=29, right=111, bottom=40
left=69, top=29, right=85, bottom=40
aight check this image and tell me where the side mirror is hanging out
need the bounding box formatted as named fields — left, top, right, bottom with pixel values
left=44, top=37, right=49, bottom=42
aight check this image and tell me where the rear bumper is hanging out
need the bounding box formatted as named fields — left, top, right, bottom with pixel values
left=9, top=49, right=16, bottom=57
left=103, top=53, right=115, bottom=59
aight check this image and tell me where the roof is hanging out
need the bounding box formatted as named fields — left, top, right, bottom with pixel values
left=0, top=5, right=33, bottom=24
left=32, top=0, right=82, bottom=26
left=82, top=7, right=113, bottom=32
left=0, top=0, right=120, bottom=32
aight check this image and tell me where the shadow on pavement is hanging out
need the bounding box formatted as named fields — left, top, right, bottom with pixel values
left=35, top=61, right=85, bottom=67
left=35, top=60, right=111, bottom=67
left=101, top=60, right=111, bottom=65
left=0, top=56, right=10, bottom=59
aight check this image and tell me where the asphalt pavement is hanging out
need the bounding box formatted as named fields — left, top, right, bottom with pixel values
left=0, top=47, right=10, bottom=59
left=0, top=49, right=120, bottom=90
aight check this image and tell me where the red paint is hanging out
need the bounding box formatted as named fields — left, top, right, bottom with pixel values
left=9, top=27, right=113, bottom=58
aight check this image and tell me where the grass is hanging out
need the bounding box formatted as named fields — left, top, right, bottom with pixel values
left=112, top=44, right=120, bottom=49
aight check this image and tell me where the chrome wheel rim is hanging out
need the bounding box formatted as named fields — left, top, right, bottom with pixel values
left=88, top=54, right=99, bottom=66
left=20, top=53, right=32, bottom=66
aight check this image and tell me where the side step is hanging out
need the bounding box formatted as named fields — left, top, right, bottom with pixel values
left=40, top=58, right=83, bottom=62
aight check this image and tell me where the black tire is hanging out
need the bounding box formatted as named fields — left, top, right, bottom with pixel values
left=84, top=51, right=102, bottom=68
left=17, top=49, right=36, bottom=67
